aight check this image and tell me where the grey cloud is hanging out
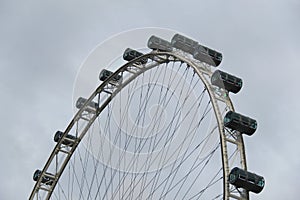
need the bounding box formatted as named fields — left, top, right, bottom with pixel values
left=0, top=0, right=299, bottom=199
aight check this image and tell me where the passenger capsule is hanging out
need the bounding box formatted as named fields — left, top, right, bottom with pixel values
left=211, top=70, right=242, bottom=93
left=147, top=35, right=173, bottom=52
left=123, top=48, right=148, bottom=64
left=99, top=69, right=122, bottom=83
left=33, top=169, right=55, bottom=185
left=229, top=167, right=265, bottom=194
left=224, top=111, right=257, bottom=136
left=54, top=131, right=77, bottom=147
left=171, top=34, right=198, bottom=54
left=193, top=44, right=222, bottom=67
left=76, top=97, right=99, bottom=113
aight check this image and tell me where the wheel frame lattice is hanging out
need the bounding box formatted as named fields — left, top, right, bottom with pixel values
left=29, top=51, right=249, bottom=200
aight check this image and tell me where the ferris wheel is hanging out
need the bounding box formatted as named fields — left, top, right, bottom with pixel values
left=29, top=33, right=265, bottom=200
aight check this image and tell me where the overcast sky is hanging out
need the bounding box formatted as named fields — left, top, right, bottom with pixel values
left=0, top=0, right=299, bottom=199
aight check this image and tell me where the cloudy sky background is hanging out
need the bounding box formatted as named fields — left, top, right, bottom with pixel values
left=0, top=0, right=299, bottom=199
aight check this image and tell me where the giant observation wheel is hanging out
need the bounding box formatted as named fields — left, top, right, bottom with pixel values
left=29, top=33, right=264, bottom=200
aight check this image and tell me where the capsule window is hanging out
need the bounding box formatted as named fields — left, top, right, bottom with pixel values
left=123, top=48, right=147, bottom=64
left=229, top=174, right=236, bottom=182
left=248, top=174, right=256, bottom=184
left=54, top=131, right=77, bottom=146
left=258, top=180, right=265, bottom=187
left=147, top=35, right=172, bottom=52
left=240, top=117, right=249, bottom=126
left=239, top=174, right=246, bottom=180
left=76, top=97, right=99, bottom=113
left=250, top=121, right=257, bottom=129
left=211, top=70, right=242, bottom=93
left=198, top=46, right=206, bottom=54
left=208, top=49, right=215, bottom=57
left=33, top=169, right=55, bottom=185
left=33, top=170, right=41, bottom=181
left=224, top=116, right=231, bottom=124
left=171, top=34, right=198, bottom=54
left=236, top=79, right=243, bottom=89
left=226, top=75, right=235, bottom=84
left=229, top=167, right=265, bottom=194
left=129, top=51, right=135, bottom=56
left=224, top=111, right=257, bottom=136
left=215, top=53, right=222, bottom=61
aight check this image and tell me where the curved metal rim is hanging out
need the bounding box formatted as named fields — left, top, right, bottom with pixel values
left=29, top=51, right=248, bottom=200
